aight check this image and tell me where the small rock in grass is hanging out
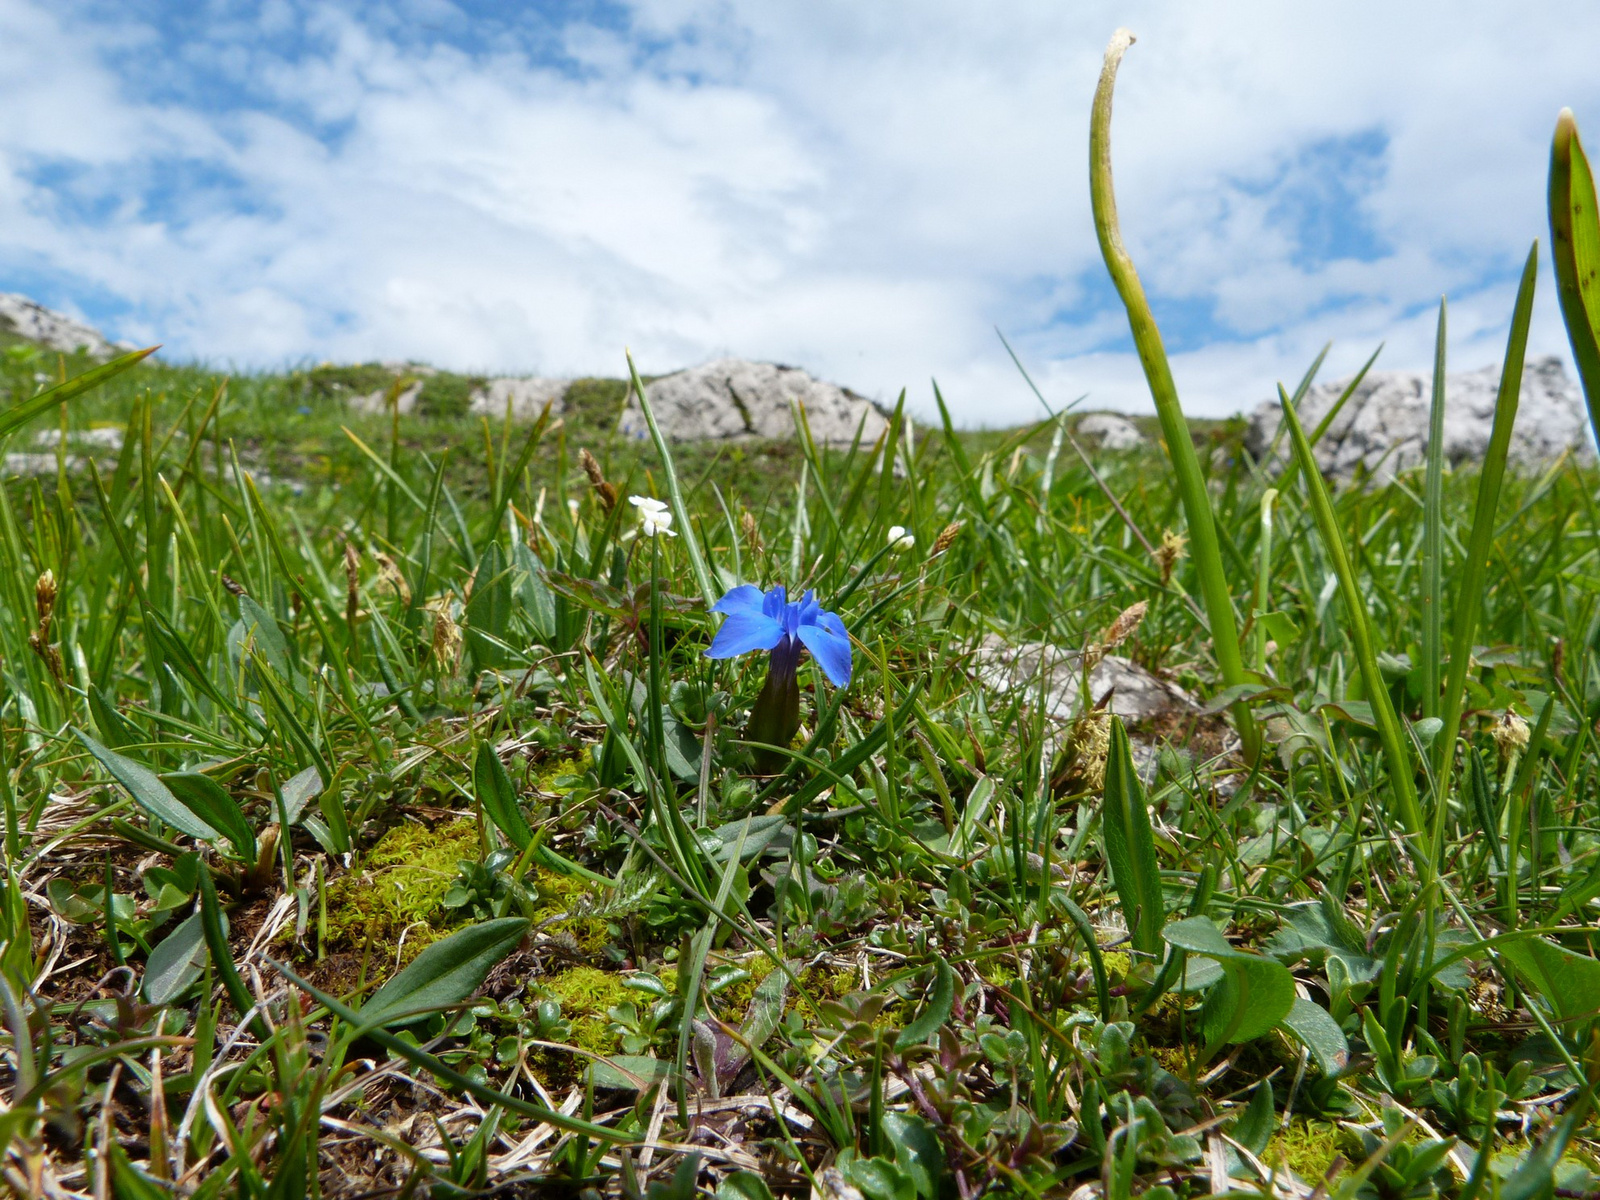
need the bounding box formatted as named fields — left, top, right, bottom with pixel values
left=1076, top=412, right=1146, bottom=451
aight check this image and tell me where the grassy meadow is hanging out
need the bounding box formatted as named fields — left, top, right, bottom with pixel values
left=6, top=46, right=1600, bottom=1200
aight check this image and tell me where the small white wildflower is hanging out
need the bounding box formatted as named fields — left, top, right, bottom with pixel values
left=567, top=498, right=580, bottom=515
left=631, top=495, right=676, bottom=537
left=887, top=525, right=915, bottom=551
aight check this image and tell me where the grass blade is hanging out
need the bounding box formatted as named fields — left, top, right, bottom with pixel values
left=1090, top=30, right=1256, bottom=761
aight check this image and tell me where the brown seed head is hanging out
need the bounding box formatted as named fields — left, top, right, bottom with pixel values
left=34, top=569, right=56, bottom=625
left=1492, top=710, right=1530, bottom=759
left=1098, top=600, right=1148, bottom=652
left=1154, top=528, right=1187, bottom=585
left=220, top=574, right=246, bottom=598
left=740, top=510, right=765, bottom=557
left=931, top=521, right=963, bottom=556
left=580, top=448, right=618, bottom=512
left=374, top=552, right=411, bottom=606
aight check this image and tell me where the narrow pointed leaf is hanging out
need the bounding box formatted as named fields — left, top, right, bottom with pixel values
left=76, top=730, right=218, bottom=842
left=1102, top=717, right=1165, bottom=958
left=360, top=917, right=529, bottom=1028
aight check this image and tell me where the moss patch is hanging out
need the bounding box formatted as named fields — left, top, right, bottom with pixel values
left=322, top=819, right=479, bottom=967
left=545, top=966, right=631, bottom=1056
left=1263, top=1120, right=1345, bottom=1187
left=531, top=868, right=611, bottom=954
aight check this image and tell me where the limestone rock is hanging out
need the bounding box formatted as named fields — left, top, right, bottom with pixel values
left=1075, top=412, right=1146, bottom=451
left=1245, top=355, right=1596, bottom=483
left=973, top=635, right=1198, bottom=724
left=348, top=381, right=423, bottom=416
left=0, top=293, right=130, bottom=358
left=469, top=377, right=569, bottom=421
left=618, top=359, right=887, bottom=445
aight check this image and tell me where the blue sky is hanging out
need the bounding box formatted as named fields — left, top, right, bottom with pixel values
left=2, top=1, right=1598, bottom=423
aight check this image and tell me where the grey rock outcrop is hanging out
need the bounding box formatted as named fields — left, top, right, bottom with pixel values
left=469, top=377, right=569, bottom=421
left=973, top=636, right=1198, bottom=724
left=619, top=359, right=887, bottom=445
left=0, top=293, right=129, bottom=358
left=1075, top=412, right=1146, bottom=451
left=1246, top=355, right=1595, bottom=483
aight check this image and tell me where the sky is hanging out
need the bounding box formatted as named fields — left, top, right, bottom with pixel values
left=2, top=1, right=1598, bottom=425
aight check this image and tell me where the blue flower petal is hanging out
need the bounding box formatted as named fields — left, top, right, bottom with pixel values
left=705, top=612, right=785, bottom=659
left=712, top=585, right=768, bottom=618
left=797, top=613, right=852, bottom=687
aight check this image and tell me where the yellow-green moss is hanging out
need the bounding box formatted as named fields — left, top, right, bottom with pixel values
left=1263, top=1120, right=1345, bottom=1187
left=531, top=868, right=610, bottom=954
left=546, top=966, right=631, bottom=1055
left=323, top=820, right=479, bottom=960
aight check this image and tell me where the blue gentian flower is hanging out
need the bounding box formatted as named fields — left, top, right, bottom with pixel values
left=705, top=584, right=851, bottom=686
left=706, top=584, right=850, bottom=774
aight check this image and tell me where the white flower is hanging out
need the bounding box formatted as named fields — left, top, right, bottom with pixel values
left=631, top=495, right=676, bottom=537
left=887, top=525, right=915, bottom=551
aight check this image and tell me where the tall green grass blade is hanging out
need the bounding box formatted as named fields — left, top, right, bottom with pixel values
left=1421, top=300, right=1447, bottom=722
left=1089, top=31, right=1256, bottom=760
left=0, top=346, right=157, bottom=441
left=1278, top=387, right=1425, bottom=863
left=624, top=352, right=717, bottom=610
left=1437, top=242, right=1538, bottom=791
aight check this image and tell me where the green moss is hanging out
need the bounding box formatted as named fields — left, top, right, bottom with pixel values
left=323, top=820, right=479, bottom=962
left=1263, top=1120, right=1345, bottom=1187
left=546, top=966, right=631, bottom=1055
left=531, top=868, right=611, bottom=954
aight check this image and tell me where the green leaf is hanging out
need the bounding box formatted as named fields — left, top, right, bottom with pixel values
left=360, top=917, right=529, bottom=1028
left=237, top=594, right=292, bottom=681
left=277, top=765, right=323, bottom=826
left=475, top=742, right=531, bottom=852
left=88, top=686, right=141, bottom=751
left=882, top=1112, right=944, bottom=1200
left=1496, top=936, right=1600, bottom=1025
left=1164, top=916, right=1295, bottom=1047
left=895, top=959, right=955, bottom=1049
left=1550, top=110, right=1600, bottom=442
left=1279, top=996, right=1350, bottom=1076
left=1232, top=1080, right=1275, bottom=1157
left=160, top=772, right=255, bottom=860
left=1102, top=717, right=1165, bottom=959
left=586, top=1053, right=671, bottom=1090
left=75, top=730, right=219, bottom=842
left=143, top=912, right=208, bottom=1005
left=0, top=345, right=156, bottom=441
left=465, top=542, right=512, bottom=669
left=511, top=542, right=557, bottom=641
left=717, top=1172, right=776, bottom=1200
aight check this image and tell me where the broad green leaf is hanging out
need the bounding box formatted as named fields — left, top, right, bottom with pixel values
left=1232, top=1080, right=1275, bottom=1158
left=0, top=345, right=156, bottom=441
left=882, top=1111, right=944, bottom=1199
left=1164, top=916, right=1295, bottom=1046
left=1550, top=110, right=1600, bottom=440
left=76, top=730, right=219, bottom=842
left=88, top=686, right=141, bottom=751
left=161, top=772, right=255, bottom=860
left=277, top=765, right=323, bottom=825
left=474, top=742, right=531, bottom=852
left=511, top=541, right=557, bottom=641
left=360, top=917, right=528, bottom=1028
left=586, top=1053, right=671, bottom=1090
left=237, top=594, right=292, bottom=681
left=465, top=542, right=512, bottom=669
left=717, top=1172, right=776, bottom=1200
left=1102, top=717, right=1164, bottom=958
left=143, top=912, right=208, bottom=1005
left=896, top=959, right=954, bottom=1049
left=1279, top=996, right=1350, bottom=1076
left=1496, top=936, right=1600, bottom=1025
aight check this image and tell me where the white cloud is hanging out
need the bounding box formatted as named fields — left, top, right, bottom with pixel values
left=0, top=0, right=1597, bottom=424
